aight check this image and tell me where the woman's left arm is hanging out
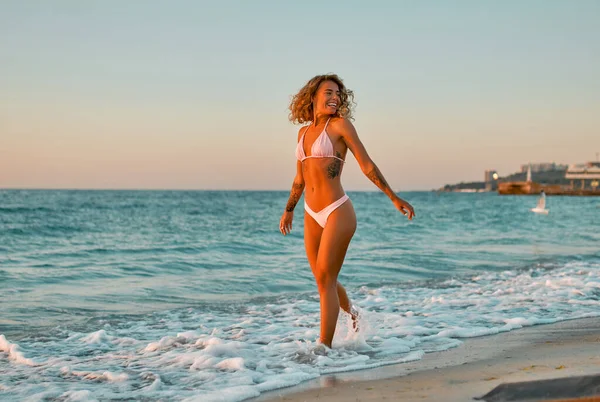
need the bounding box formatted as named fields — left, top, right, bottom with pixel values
left=335, top=118, right=415, bottom=219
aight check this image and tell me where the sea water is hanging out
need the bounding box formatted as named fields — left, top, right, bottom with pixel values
left=1, top=190, right=599, bottom=401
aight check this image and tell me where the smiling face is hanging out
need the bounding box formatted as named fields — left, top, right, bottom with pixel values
left=288, top=74, right=355, bottom=125
left=312, top=80, right=340, bottom=119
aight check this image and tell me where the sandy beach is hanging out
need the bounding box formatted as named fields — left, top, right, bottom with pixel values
left=256, top=317, right=600, bottom=402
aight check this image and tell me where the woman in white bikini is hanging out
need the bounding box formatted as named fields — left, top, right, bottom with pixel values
left=279, top=74, right=415, bottom=348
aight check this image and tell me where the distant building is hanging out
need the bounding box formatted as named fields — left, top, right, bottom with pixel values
left=520, top=163, right=568, bottom=173
left=565, top=162, right=600, bottom=190
left=484, top=169, right=498, bottom=191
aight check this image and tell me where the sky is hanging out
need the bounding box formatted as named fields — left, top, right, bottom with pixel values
left=1, top=0, right=599, bottom=191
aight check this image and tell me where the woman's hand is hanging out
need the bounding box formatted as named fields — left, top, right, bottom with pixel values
left=393, top=197, right=415, bottom=220
left=279, top=211, right=294, bottom=235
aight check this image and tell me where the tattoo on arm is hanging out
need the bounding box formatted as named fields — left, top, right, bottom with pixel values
left=327, top=152, right=343, bottom=179
left=366, top=165, right=395, bottom=199
left=285, top=182, right=304, bottom=212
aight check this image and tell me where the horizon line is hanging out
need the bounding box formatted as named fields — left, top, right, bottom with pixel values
left=0, top=187, right=434, bottom=193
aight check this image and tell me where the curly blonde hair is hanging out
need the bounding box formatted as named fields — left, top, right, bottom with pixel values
left=288, top=74, right=355, bottom=125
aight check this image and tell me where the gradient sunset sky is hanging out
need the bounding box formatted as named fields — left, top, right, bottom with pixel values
left=2, top=1, right=599, bottom=191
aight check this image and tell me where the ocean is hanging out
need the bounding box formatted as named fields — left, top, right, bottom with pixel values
left=1, top=190, right=599, bottom=401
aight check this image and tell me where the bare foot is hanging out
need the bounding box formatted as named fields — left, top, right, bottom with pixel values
left=350, top=305, right=360, bottom=332
left=313, top=344, right=329, bottom=355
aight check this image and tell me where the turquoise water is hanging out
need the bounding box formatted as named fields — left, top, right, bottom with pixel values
left=1, top=190, right=599, bottom=401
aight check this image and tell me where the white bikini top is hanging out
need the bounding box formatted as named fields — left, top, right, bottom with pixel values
left=295, top=118, right=345, bottom=163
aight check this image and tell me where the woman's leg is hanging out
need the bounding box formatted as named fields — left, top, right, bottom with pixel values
left=313, top=200, right=357, bottom=347
left=336, top=282, right=352, bottom=314
left=305, top=209, right=356, bottom=329
left=304, top=208, right=323, bottom=276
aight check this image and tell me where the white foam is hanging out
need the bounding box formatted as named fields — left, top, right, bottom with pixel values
left=1, top=261, right=599, bottom=402
left=504, top=317, right=533, bottom=327
left=215, top=357, right=245, bottom=371
left=66, top=369, right=129, bottom=382
left=59, top=390, right=97, bottom=402
left=0, top=334, right=37, bottom=366
left=375, top=337, right=414, bottom=354
left=81, top=330, right=112, bottom=344
left=438, top=326, right=500, bottom=338
left=139, top=372, right=162, bottom=391
left=254, top=371, right=318, bottom=392
left=144, top=336, right=178, bottom=352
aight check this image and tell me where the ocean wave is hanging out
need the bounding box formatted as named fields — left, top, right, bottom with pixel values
left=1, top=260, right=599, bottom=401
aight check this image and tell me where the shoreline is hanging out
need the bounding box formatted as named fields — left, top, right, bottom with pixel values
left=255, top=317, right=600, bottom=402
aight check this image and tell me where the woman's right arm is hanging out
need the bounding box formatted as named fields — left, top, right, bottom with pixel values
left=280, top=129, right=306, bottom=235
left=284, top=161, right=305, bottom=213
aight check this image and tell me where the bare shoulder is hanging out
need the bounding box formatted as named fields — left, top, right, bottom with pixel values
left=297, top=125, right=308, bottom=141
left=328, top=117, right=358, bottom=138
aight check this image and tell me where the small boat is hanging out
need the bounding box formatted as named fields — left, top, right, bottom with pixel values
left=531, top=191, right=549, bottom=214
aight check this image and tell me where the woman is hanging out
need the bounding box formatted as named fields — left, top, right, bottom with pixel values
left=279, top=74, right=415, bottom=348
